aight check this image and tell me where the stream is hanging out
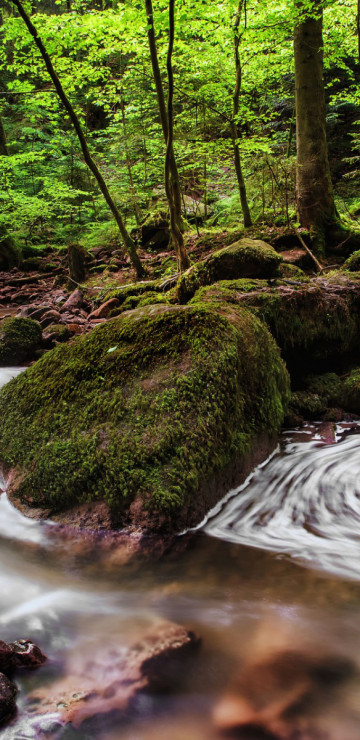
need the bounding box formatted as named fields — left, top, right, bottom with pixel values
left=2, top=368, right=360, bottom=739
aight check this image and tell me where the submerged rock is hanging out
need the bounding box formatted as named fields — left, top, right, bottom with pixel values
left=28, top=621, right=199, bottom=728
left=176, top=238, right=282, bottom=303
left=0, top=638, right=46, bottom=727
left=0, top=302, right=289, bottom=533
left=0, top=317, right=42, bottom=365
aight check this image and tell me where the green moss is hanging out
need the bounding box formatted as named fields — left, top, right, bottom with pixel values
left=0, top=317, right=42, bottom=365
left=0, top=226, right=21, bottom=270
left=104, top=280, right=163, bottom=305
left=277, top=263, right=308, bottom=280
left=45, top=324, right=71, bottom=342
left=343, top=369, right=360, bottom=413
left=0, top=303, right=289, bottom=531
left=289, top=392, right=326, bottom=419
left=304, top=373, right=342, bottom=405
left=176, top=239, right=282, bottom=304
left=190, top=275, right=360, bottom=369
left=342, top=251, right=360, bottom=272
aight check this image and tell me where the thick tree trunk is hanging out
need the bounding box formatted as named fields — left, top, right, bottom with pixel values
left=231, top=0, right=252, bottom=228
left=294, top=1, right=337, bottom=252
left=11, top=0, right=145, bottom=278
left=144, top=0, right=187, bottom=242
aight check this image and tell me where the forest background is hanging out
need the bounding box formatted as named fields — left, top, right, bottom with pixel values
left=0, top=0, right=359, bottom=264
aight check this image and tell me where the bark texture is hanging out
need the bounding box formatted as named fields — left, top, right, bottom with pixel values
left=231, top=0, right=252, bottom=228
left=145, top=0, right=190, bottom=270
left=165, top=0, right=190, bottom=271
left=294, top=1, right=337, bottom=249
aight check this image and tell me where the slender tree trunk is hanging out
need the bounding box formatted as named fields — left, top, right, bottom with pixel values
left=165, top=0, right=190, bottom=271
left=144, top=0, right=186, bottom=239
left=0, top=116, right=8, bottom=156
left=121, top=97, right=141, bottom=225
left=10, top=0, right=145, bottom=277
left=231, top=0, right=252, bottom=227
left=294, top=0, right=337, bottom=252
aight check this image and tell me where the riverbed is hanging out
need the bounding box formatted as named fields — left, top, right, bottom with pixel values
left=1, top=367, right=360, bottom=739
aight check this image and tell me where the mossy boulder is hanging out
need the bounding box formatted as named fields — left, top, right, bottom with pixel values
left=191, top=274, right=360, bottom=372
left=343, top=369, right=360, bottom=413
left=104, top=280, right=163, bottom=305
left=0, top=318, right=42, bottom=365
left=176, top=239, right=282, bottom=303
left=342, top=250, right=360, bottom=272
left=277, top=263, right=308, bottom=280
left=0, top=303, right=289, bottom=532
left=0, top=227, right=21, bottom=271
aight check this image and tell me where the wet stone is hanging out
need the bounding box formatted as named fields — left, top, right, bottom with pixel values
left=9, top=639, right=47, bottom=670
left=0, top=672, right=17, bottom=724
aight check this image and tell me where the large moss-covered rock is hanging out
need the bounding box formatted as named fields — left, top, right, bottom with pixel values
left=0, top=318, right=42, bottom=366
left=191, top=274, right=360, bottom=372
left=176, top=239, right=282, bottom=303
left=0, top=303, right=289, bottom=532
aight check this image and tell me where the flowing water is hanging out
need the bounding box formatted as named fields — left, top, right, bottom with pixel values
left=2, top=368, right=360, bottom=739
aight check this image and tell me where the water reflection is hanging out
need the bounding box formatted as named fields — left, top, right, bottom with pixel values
left=1, top=360, right=360, bottom=737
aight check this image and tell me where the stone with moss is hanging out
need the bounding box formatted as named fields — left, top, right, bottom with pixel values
left=288, top=391, right=327, bottom=420
left=191, top=275, right=360, bottom=371
left=44, top=324, right=71, bottom=343
left=0, top=226, right=21, bottom=271
left=343, top=369, right=360, bottom=413
left=277, top=263, right=308, bottom=280
left=304, top=373, right=343, bottom=406
left=104, top=280, right=163, bottom=305
left=175, top=239, right=282, bottom=303
left=0, top=303, right=289, bottom=533
left=0, top=317, right=42, bottom=366
left=342, top=250, right=360, bottom=272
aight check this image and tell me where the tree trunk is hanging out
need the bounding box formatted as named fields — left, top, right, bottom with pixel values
left=231, top=0, right=252, bottom=228
left=0, top=116, right=8, bottom=156
left=165, top=0, right=190, bottom=271
left=10, top=0, right=145, bottom=278
left=294, top=0, right=337, bottom=252
left=121, top=97, right=141, bottom=225
left=144, top=0, right=187, bottom=241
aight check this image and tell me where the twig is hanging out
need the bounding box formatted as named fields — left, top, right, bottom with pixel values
left=293, top=228, right=323, bottom=272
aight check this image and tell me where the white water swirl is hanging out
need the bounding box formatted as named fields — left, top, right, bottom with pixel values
left=205, top=427, right=360, bottom=580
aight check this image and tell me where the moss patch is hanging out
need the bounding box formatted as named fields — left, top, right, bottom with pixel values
left=104, top=280, right=164, bottom=305
left=343, top=369, right=360, bottom=413
left=192, top=275, right=360, bottom=371
left=0, top=303, right=289, bottom=531
left=0, top=317, right=42, bottom=365
left=175, top=239, right=282, bottom=303
left=342, top=251, right=360, bottom=272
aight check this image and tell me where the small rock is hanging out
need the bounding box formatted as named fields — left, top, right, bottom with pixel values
left=9, top=639, right=47, bottom=670
left=88, top=297, right=120, bottom=320
left=61, top=290, right=85, bottom=312
left=39, top=310, right=62, bottom=327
